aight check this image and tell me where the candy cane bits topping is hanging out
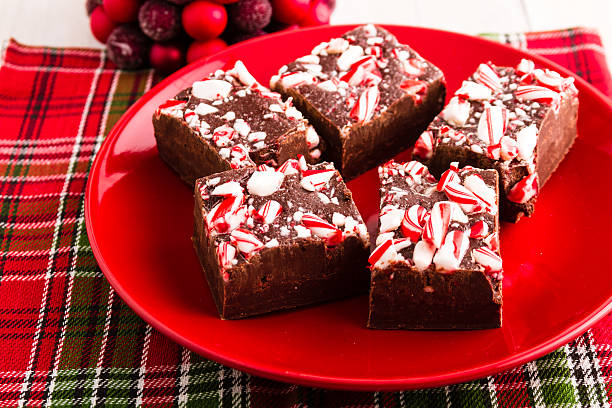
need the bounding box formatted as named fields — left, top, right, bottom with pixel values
left=413, top=131, right=435, bottom=159
left=192, top=79, right=232, bottom=100
left=350, top=86, right=380, bottom=123
left=212, top=124, right=237, bottom=147
left=217, top=242, right=236, bottom=270
left=474, top=63, right=502, bottom=92
left=440, top=96, right=470, bottom=127
left=469, top=220, right=489, bottom=239
left=477, top=106, right=508, bottom=146
left=433, top=230, right=469, bottom=272
left=301, top=213, right=343, bottom=246
left=300, top=169, right=335, bottom=191
left=369, top=238, right=399, bottom=269
left=247, top=170, right=284, bottom=197
left=401, top=204, right=428, bottom=242
left=507, top=173, right=538, bottom=203
left=230, top=228, right=264, bottom=256
left=472, top=246, right=503, bottom=273
left=256, top=200, right=282, bottom=224
left=423, top=201, right=452, bottom=249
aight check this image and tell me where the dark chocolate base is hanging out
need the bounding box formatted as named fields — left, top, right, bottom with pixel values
left=367, top=264, right=502, bottom=330
left=276, top=80, right=446, bottom=181
left=193, top=194, right=371, bottom=320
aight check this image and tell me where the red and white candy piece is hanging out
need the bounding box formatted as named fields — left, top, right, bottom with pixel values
left=192, top=79, right=232, bottom=100
left=277, top=159, right=301, bottom=175
left=216, top=241, right=236, bottom=270
left=477, top=105, right=508, bottom=146
left=301, top=213, right=343, bottom=246
left=443, top=181, right=481, bottom=208
left=256, top=164, right=274, bottom=172
left=500, top=136, right=519, bottom=161
left=413, top=240, right=436, bottom=270
left=533, top=69, right=574, bottom=92
left=369, top=238, right=399, bottom=269
left=256, top=200, right=282, bottom=224
left=277, top=71, right=317, bottom=88
left=210, top=181, right=243, bottom=197
left=437, top=166, right=459, bottom=192
left=412, top=130, right=434, bottom=159
left=337, top=45, right=365, bottom=72
left=379, top=205, right=404, bottom=233
left=470, top=220, right=489, bottom=239
left=516, top=124, right=538, bottom=161
left=474, top=63, right=502, bottom=92
left=433, top=230, right=469, bottom=272
left=507, top=173, right=538, bottom=203
left=516, top=58, right=535, bottom=76
left=423, top=201, right=452, bottom=249
left=455, top=80, right=492, bottom=101
left=472, top=246, right=503, bottom=273
left=247, top=170, right=284, bottom=197
left=300, top=168, right=335, bottom=191
left=401, top=204, right=428, bottom=242
left=156, top=99, right=187, bottom=116
left=350, top=86, right=380, bottom=123
left=230, top=228, right=264, bottom=256
left=228, top=60, right=258, bottom=87
left=206, top=195, right=246, bottom=233
left=399, top=79, right=427, bottom=100
left=230, top=144, right=251, bottom=169
left=516, top=85, right=560, bottom=107
left=440, top=96, right=470, bottom=127
left=400, top=58, right=423, bottom=77
left=212, top=124, right=236, bottom=147
left=339, top=56, right=378, bottom=86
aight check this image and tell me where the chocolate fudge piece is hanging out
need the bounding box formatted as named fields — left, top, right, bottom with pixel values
left=368, top=160, right=503, bottom=330
left=413, top=59, right=579, bottom=222
left=153, top=60, right=323, bottom=186
left=270, top=24, right=445, bottom=180
left=193, top=157, right=370, bottom=319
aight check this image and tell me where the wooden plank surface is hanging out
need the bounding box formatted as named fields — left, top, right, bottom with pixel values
left=1, top=0, right=611, bottom=68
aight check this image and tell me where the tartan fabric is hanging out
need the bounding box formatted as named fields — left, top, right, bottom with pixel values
left=0, top=25, right=610, bottom=407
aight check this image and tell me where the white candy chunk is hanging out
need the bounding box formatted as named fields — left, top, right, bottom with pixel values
left=221, top=111, right=236, bottom=121
left=218, top=148, right=230, bottom=159
left=379, top=206, right=404, bottom=233
left=192, top=80, right=232, bottom=100
left=455, top=80, right=492, bottom=101
left=336, top=45, right=364, bottom=72
left=357, top=223, right=368, bottom=241
left=464, top=174, right=496, bottom=209
left=344, top=216, right=358, bottom=233
left=376, top=232, right=394, bottom=246
left=318, top=80, right=338, bottom=92
left=317, top=192, right=331, bottom=204
left=247, top=171, right=284, bottom=197
left=516, top=124, right=538, bottom=161
left=413, top=240, right=436, bottom=270
left=434, top=231, right=469, bottom=272
left=393, top=238, right=412, bottom=251
left=440, top=96, right=470, bottom=127
left=296, top=54, right=320, bottom=64
left=247, top=131, right=267, bottom=142
left=265, top=238, right=279, bottom=248
left=206, top=177, right=220, bottom=187
left=449, top=202, right=468, bottom=223
left=293, top=211, right=303, bottom=222
left=210, top=181, right=243, bottom=197
left=306, top=126, right=320, bottom=148
left=294, top=225, right=312, bottom=238
left=285, top=106, right=303, bottom=120
left=326, top=37, right=350, bottom=54
left=233, top=119, right=251, bottom=136
left=332, top=212, right=346, bottom=227
left=194, top=103, right=219, bottom=116
left=229, top=60, right=258, bottom=87
left=363, top=24, right=377, bottom=36
left=371, top=240, right=399, bottom=268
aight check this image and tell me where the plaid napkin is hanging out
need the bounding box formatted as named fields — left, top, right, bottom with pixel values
left=0, top=27, right=611, bottom=407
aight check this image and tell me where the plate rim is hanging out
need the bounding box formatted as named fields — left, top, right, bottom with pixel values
left=85, top=24, right=612, bottom=391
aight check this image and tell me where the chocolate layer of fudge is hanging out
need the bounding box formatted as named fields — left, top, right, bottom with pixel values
left=413, top=59, right=579, bottom=222
left=368, top=160, right=503, bottom=330
left=153, top=60, right=323, bottom=185
left=193, top=157, right=370, bottom=319
left=270, top=24, right=445, bottom=180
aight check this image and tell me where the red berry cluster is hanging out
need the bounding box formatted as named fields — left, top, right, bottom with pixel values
left=87, top=0, right=335, bottom=73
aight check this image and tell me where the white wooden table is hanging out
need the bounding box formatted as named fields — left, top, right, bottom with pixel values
left=2, top=0, right=611, bottom=68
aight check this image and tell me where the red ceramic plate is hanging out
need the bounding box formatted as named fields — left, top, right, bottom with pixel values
left=85, top=25, right=612, bottom=390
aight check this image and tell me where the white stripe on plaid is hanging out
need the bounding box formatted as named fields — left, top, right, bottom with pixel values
left=0, top=136, right=98, bottom=147
left=526, top=360, right=545, bottom=408
left=0, top=172, right=88, bottom=182
left=136, top=325, right=153, bottom=406
left=178, top=348, right=191, bottom=406
left=17, top=50, right=107, bottom=408
left=0, top=191, right=83, bottom=200
left=586, top=331, right=611, bottom=408
left=91, top=290, right=115, bottom=406
left=0, top=270, right=103, bottom=281
left=0, top=61, right=119, bottom=75
left=487, top=375, right=499, bottom=407
left=529, top=43, right=606, bottom=56
left=563, top=344, right=583, bottom=404
left=526, top=27, right=601, bottom=40
left=0, top=245, right=91, bottom=258
left=0, top=216, right=78, bottom=230
left=0, top=156, right=93, bottom=165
